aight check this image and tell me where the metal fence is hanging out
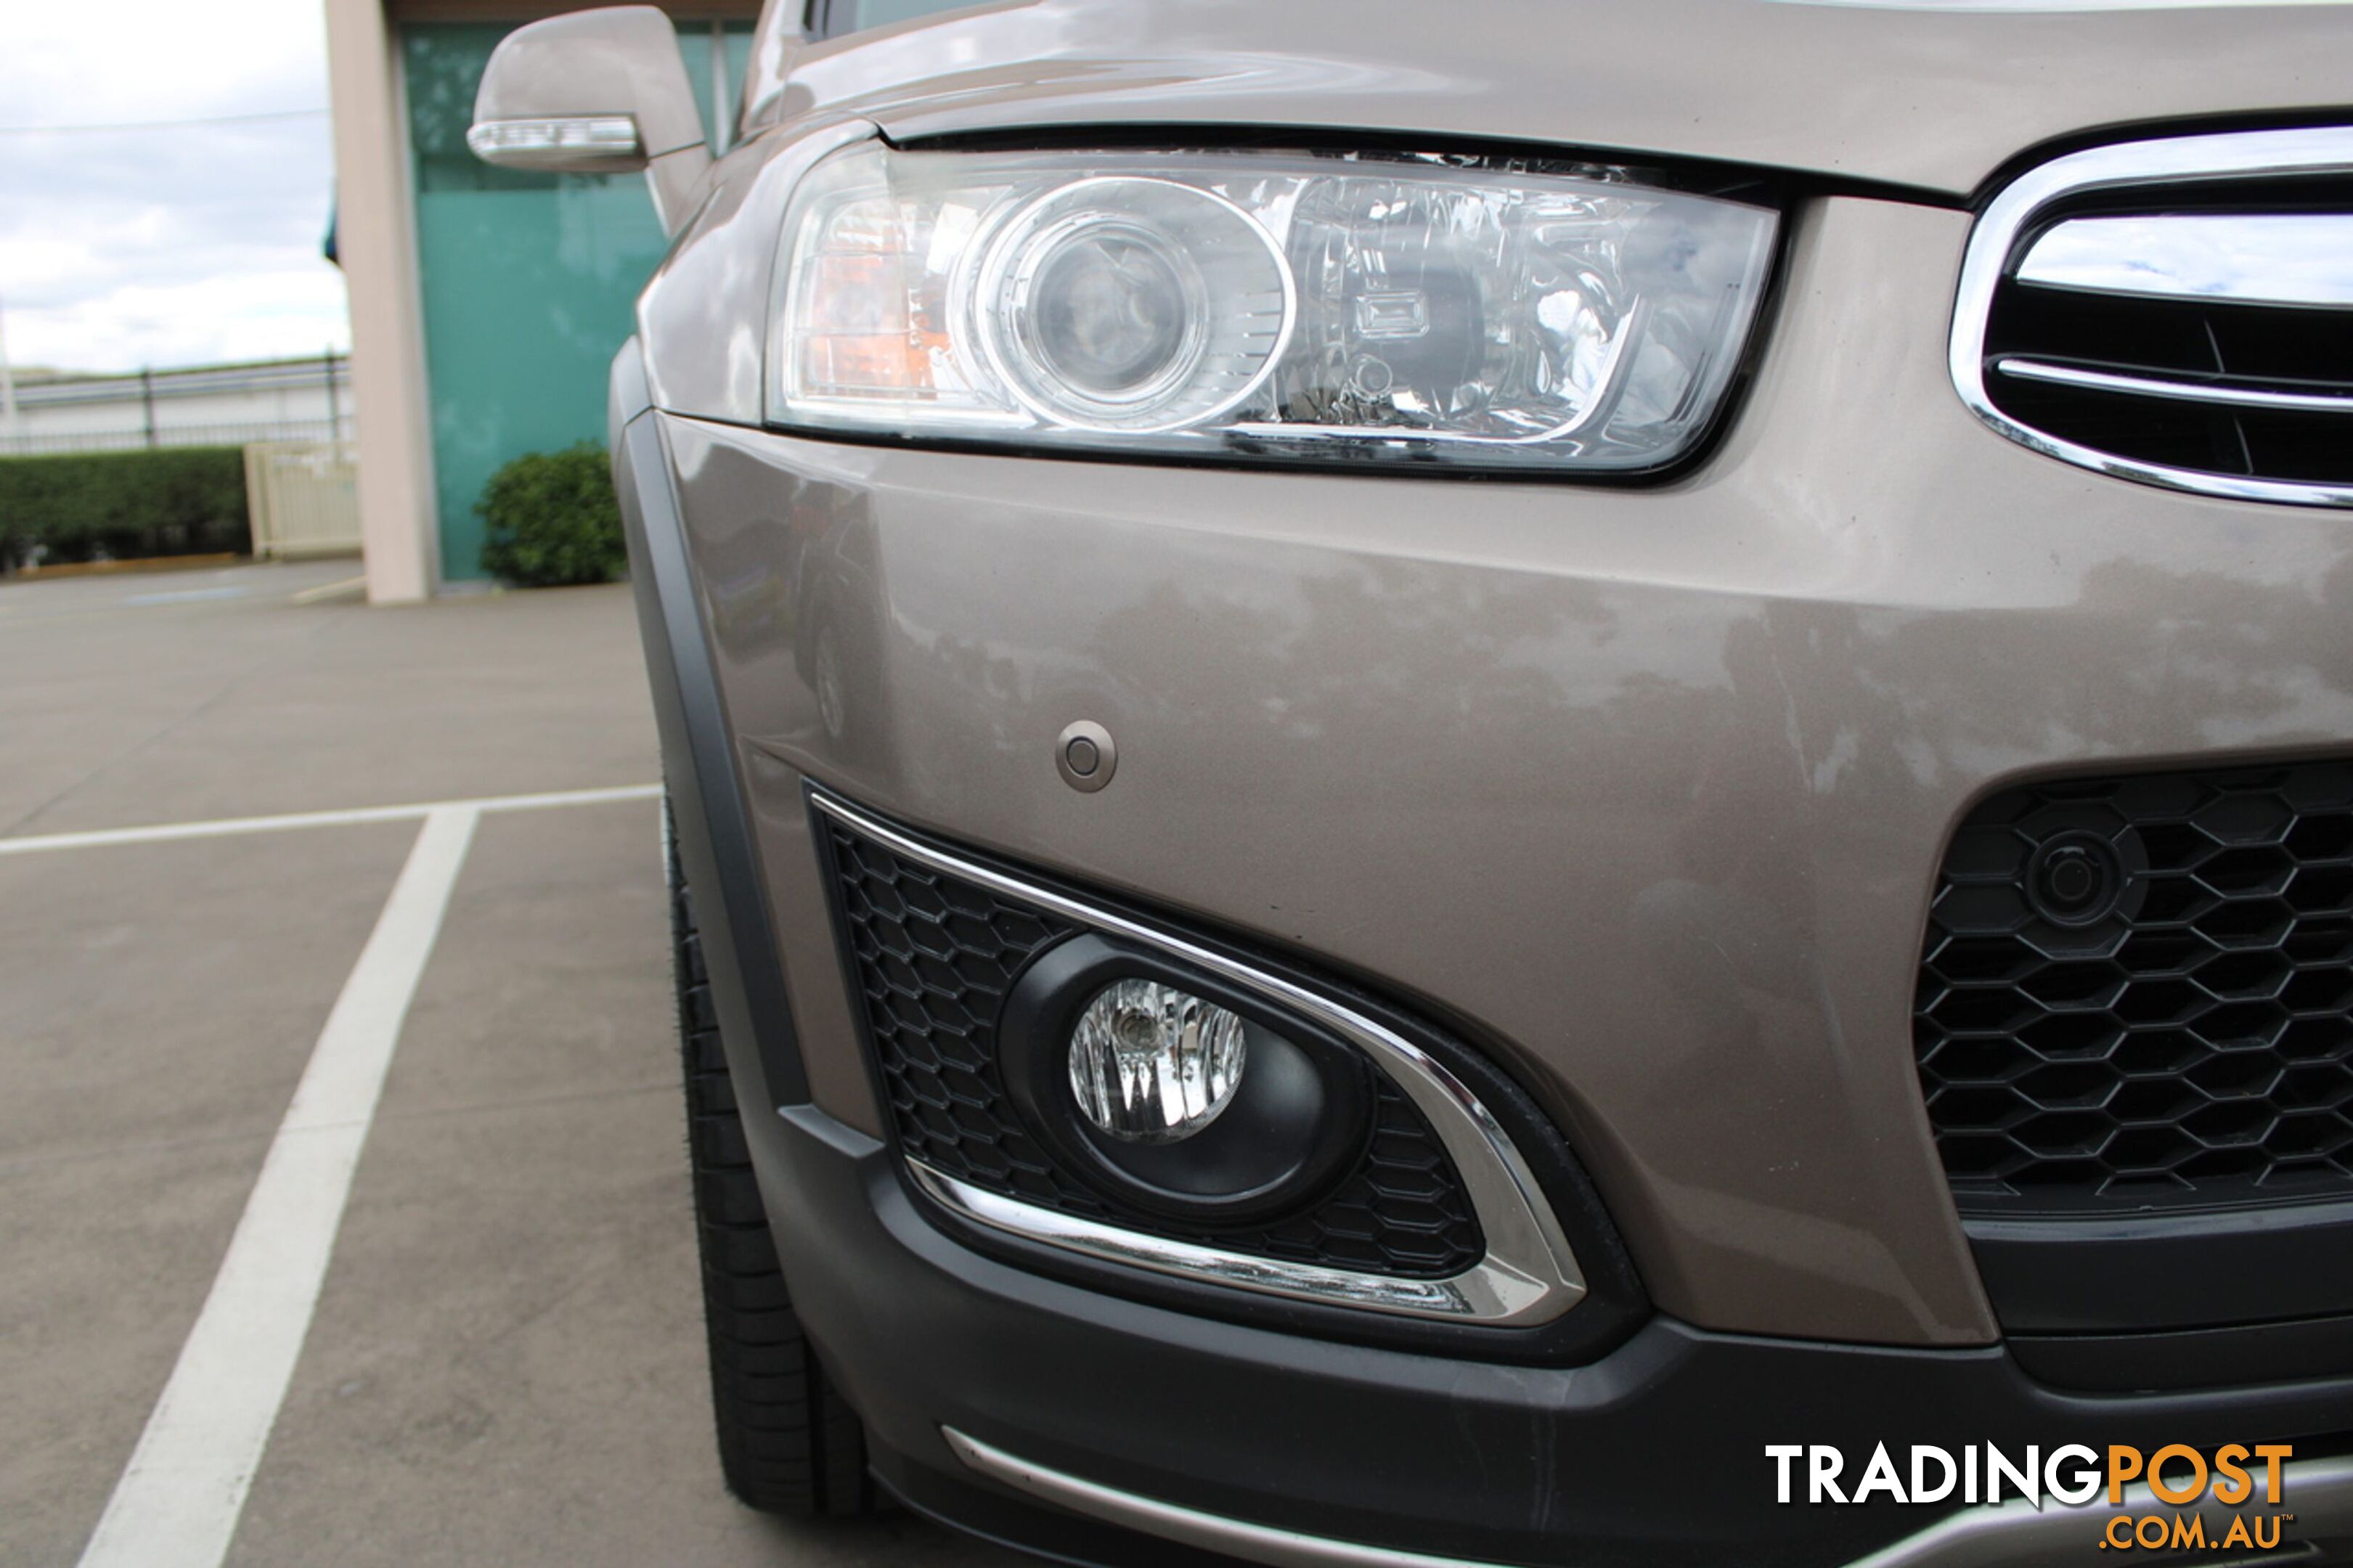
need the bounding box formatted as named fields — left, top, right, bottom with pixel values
left=243, top=441, right=363, bottom=559
left=1, top=418, right=351, bottom=458
left=0, top=356, right=353, bottom=459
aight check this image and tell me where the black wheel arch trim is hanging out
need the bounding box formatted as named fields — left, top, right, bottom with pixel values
left=613, top=338, right=810, bottom=1110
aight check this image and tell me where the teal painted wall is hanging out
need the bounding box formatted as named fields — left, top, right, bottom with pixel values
left=403, top=22, right=747, bottom=581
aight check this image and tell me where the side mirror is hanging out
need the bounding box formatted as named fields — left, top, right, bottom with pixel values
left=468, top=6, right=711, bottom=235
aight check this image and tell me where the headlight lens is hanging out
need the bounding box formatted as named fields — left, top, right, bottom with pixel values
left=770, top=141, right=1777, bottom=473
left=979, top=177, right=1292, bottom=433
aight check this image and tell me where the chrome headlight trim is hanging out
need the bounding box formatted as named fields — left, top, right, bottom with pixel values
left=809, top=788, right=1588, bottom=1326
left=1949, top=125, right=2353, bottom=510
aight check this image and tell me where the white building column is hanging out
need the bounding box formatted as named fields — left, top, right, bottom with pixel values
left=322, top=0, right=439, bottom=603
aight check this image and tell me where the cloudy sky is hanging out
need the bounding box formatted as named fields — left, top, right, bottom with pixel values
left=0, top=0, right=349, bottom=374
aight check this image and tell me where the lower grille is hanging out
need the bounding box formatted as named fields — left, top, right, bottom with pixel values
left=1914, top=760, right=2353, bottom=1214
left=816, top=809, right=1485, bottom=1278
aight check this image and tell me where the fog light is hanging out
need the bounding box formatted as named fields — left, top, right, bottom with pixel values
left=1068, top=980, right=1247, bottom=1143
left=1000, top=936, right=1373, bottom=1217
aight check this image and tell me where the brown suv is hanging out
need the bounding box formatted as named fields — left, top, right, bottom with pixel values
left=470, top=3, right=2353, bottom=1562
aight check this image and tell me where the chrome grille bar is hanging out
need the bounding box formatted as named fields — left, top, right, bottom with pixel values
left=1992, top=356, right=2353, bottom=415
left=2016, top=212, right=2353, bottom=311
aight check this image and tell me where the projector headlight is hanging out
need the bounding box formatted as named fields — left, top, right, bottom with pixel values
left=770, top=141, right=1777, bottom=473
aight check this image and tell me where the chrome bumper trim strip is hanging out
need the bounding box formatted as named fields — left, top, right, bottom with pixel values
left=811, top=786, right=1585, bottom=1326
left=949, top=1426, right=2353, bottom=1568
left=942, top=1427, right=1523, bottom=1568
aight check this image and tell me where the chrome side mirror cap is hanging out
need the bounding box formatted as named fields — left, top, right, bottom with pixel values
left=468, top=6, right=711, bottom=234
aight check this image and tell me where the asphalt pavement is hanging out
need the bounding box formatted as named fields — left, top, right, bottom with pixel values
left=0, top=561, right=1027, bottom=1567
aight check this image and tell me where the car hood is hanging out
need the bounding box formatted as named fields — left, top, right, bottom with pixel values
left=751, top=0, right=2353, bottom=197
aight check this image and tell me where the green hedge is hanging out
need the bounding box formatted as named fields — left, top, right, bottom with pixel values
left=0, top=446, right=251, bottom=568
left=478, top=443, right=627, bottom=588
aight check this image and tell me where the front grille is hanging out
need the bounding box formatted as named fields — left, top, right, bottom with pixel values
left=1953, top=128, right=2353, bottom=505
left=1914, top=761, right=2353, bottom=1214
left=1983, top=265, right=2353, bottom=489
left=816, top=810, right=1486, bottom=1278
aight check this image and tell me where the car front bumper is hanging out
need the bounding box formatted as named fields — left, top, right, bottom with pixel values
left=744, top=1096, right=2353, bottom=1567
left=616, top=188, right=2353, bottom=1563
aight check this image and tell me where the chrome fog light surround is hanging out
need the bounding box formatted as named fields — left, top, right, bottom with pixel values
left=807, top=788, right=1588, bottom=1326
left=905, top=1164, right=1543, bottom=1320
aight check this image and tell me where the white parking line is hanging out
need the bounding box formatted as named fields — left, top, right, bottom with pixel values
left=120, top=587, right=251, bottom=608
left=0, top=783, right=661, bottom=857
left=74, top=808, right=481, bottom=1568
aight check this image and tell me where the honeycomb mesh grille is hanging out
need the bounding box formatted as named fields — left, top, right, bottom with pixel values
left=1914, top=761, right=2353, bottom=1214
left=818, top=812, right=1486, bottom=1277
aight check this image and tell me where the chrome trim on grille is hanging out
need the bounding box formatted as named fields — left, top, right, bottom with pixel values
left=942, top=1428, right=1525, bottom=1568
left=810, top=788, right=1586, bottom=1326
left=1993, top=356, right=2353, bottom=415
left=1950, top=126, right=2353, bottom=509
left=2017, top=211, right=2353, bottom=311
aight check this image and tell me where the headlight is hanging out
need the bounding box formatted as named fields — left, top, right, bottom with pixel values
left=769, top=141, right=1778, bottom=473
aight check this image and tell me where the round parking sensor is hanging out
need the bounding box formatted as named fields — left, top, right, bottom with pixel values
left=1056, top=720, right=1116, bottom=792
left=2027, top=831, right=2127, bottom=927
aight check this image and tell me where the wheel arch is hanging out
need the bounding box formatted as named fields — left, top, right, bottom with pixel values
left=613, top=337, right=810, bottom=1113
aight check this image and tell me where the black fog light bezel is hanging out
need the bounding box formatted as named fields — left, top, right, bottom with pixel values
left=998, top=934, right=1374, bottom=1224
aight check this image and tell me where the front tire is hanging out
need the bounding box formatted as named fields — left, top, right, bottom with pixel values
left=671, top=807, right=873, bottom=1517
